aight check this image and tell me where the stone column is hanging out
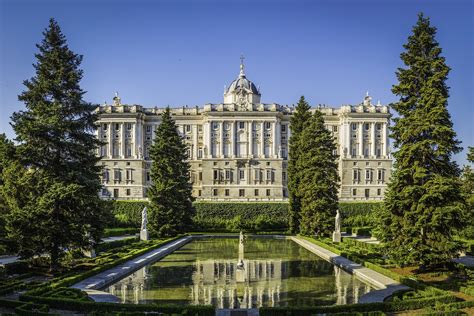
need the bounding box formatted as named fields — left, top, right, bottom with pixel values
left=358, top=122, right=363, bottom=157
left=193, top=124, right=199, bottom=160
left=272, top=121, right=279, bottom=158
left=382, top=122, right=387, bottom=158
left=203, top=121, right=210, bottom=158
left=260, top=121, right=265, bottom=158
left=121, top=123, right=126, bottom=158
left=108, top=123, right=113, bottom=158
left=248, top=121, right=253, bottom=158
left=370, top=122, right=376, bottom=158
left=220, top=121, right=224, bottom=158
left=230, top=121, right=235, bottom=157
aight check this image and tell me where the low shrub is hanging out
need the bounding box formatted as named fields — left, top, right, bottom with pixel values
left=95, top=237, right=139, bottom=253
left=14, top=302, right=50, bottom=316
left=103, top=228, right=138, bottom=238
left=351, top=227, right=373, bottom=237
left=110, top=201, right=148, bottom=227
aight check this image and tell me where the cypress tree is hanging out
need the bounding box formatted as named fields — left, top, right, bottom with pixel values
left=298, top=111, right=340, bottom=236
left=379, top=14, right=465, bottom=268
left=5, top=19, right=107, bottom=270
left=148, top=107, right=195, bottom=237
left=288, top=96, right=312, bottom=233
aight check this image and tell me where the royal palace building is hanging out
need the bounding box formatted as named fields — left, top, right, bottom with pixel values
left=95, top=62, right=392, bottom=201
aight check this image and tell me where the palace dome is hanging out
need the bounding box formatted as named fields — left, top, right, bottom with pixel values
left=225, top=64, right=260, bottom=95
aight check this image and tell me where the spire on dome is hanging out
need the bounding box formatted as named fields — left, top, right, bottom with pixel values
left=239, top=54, right=245, bottom=78
left=363, top=91, right=372, bottom=106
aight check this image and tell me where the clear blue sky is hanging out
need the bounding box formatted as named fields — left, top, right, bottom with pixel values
left=0, top=0, right=472, bottom=165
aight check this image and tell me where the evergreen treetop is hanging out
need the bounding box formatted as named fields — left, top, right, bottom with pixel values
left=148, top=107, right=195, bottom=237
left=380, top=14, right=465, bottom=267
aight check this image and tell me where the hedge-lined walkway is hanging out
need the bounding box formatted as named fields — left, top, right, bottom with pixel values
left=290, top=236, right=410, bottom=303
left=72, top=236, right=193, bottom=301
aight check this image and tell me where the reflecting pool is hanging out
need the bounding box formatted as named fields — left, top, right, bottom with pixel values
left=103, top=237, right=373, bottom=308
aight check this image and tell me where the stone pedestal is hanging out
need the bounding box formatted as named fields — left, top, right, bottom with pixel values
left=332, top=231, right=341, bottom=243
left=140, top=229, right=149, bottom=241
left=83, top=248, right=96, bottom=258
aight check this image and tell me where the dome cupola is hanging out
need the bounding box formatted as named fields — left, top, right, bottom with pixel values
left=224, top=56, right=261, bottom=105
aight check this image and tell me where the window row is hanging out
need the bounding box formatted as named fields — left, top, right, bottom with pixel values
left=352, top=169, right=385, bottom=183
left=351, top=188, right=383, bottom=198
left=102, top=169, right=134, bottom=183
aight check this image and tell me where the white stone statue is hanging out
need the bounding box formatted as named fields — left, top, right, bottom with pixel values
left=137, top=145, right=143, bottom=159
left=140, top=207, right=149, bottom=241
left=335, top=209, right=341, bottom=233
left=333, top=209, right=342, bottom=243
left=141, top=207, right=148, bottom=231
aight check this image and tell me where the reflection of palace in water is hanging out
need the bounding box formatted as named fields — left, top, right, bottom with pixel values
left=106, top=256, right=373, bottom=308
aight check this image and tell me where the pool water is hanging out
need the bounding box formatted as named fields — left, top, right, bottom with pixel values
left=103, top=237, right=373, bottom=308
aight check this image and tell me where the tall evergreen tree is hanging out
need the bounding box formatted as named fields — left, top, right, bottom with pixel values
left=5, top=19, right=107, bottom=270
left=148, top=107, right=195, bottom=237
left=460, top=147, right=474, bottom=239
left=0, top=134, right=16, bottom=252
left=298, top=111, right=340, bottom=236
left=378, top=14, right=465, bottom=268
left=288, top=96, right=312, bottom=233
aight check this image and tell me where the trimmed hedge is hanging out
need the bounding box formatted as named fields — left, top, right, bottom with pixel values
left=19, top=295, right=214, bottom=316
left=259, top=294, right=456, bottom=315
left=103, top=228, right=138, bottom=238
left=95, top=237, right=139, bottom=253
left=109, top=201, right=384, bottom=231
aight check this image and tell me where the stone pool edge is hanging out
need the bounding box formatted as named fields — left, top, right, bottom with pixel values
left=290, top=236, right=410, bottom=303
left=71, top=234, right=409, bottom=304
left=71, top=235, right=194, bottom=302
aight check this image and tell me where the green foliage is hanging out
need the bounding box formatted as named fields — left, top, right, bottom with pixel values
left=460, top=147, right=474, bottom=239
left=2, top=19, right=108, bottom=271
left=103, top=228, right=138, bottom=238
left=288, top=96, right=312, bottom=233
left=298, top=111, right=340, bottom=236
left=109, top=201, right=148, bottom=227
left=379, top=14, right=466, bottom=267
left=148, top=108, right=195, bottom=237
left=95, top=237, right=138, bottom=253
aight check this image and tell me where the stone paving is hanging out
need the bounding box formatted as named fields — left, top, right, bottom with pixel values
left=290, top=236, right=410, bottom=303
left=71, top=236, right=193, bottom=301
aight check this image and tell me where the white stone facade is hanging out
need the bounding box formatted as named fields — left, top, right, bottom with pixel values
left=96, top=63, right=391, bottom=201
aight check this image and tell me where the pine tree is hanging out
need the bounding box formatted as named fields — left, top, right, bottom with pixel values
left=148, top=107, right=195, bottom=237
left=288, top=96, right=312, bottom=233
left=0, top=134, right=16, bottom=252
left=5, top=19, right=107, bottom=270
left=460, top=147, right=474, bottom=239
left=379, top=14, right=465, bottom=268
left=298, top=111, right=340, bottom=236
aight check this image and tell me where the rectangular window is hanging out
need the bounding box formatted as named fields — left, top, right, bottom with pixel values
left=225, top=189, right=229, bottom=196
left=352, top=188, right=357, bottom=196
left=199, top=172, right=202, bottom=181
left=213, top=189, right=218, bottom=196
left=198, top=148, right=203, bottom=158
left=239, top=189, right=245, bottom=197
left=364, top=123, right=370, bottom=131
left=377, top=188, right=381, bottom=195
left=282, top=171, right=287, bottom=181
left=225, top=170, right=231, bottom=180
left=186, top=124, right=191, bottom=132
left=333, top=126, right=338, bottom=132
left=365, top=189, right=370, bottom=198
left=127, top=123, right=132, bottom=130
left=266, top=189, right=270, bottom=196
left=377, top=123, right=382, bottom=130
left=266, top=170, right=272, bottom=181
left=254, top=189, right=259, bottom=196
left=378, top=169, right=385, bottom=182
left=239, top=170, right=245, bottom=180
left=198, top=190, right=202, bottom=196
left=198, top=125, right=203, bottom=132
left=126, top=189, right=130, bottom=196
left=239, top=121, right=245, bottom=129
left=353, top=169, right=360, bottom=182
left=114, top=169, right=121, bottom=182
left=146, top=171, right=150, bottom=182
left=213, top=170, right=219, bottom=181
left=254, top=169, right=260, bottom=181
left=115, top=123, right=120, bottom=131
left=283, top=189, right=287, bottom=197
left=281, top=124, right=286, bottom=132
left=113, top=189, right=119, bottom=198
left=103, top=123, right=108, bottom=131
left=352, top=123, right=357, bottom=131
left=265, top=122, right=271, bottom=129
left=366, top=169, right=373, bottom=182
left=212, top=122, right=219, bottom=130
left=146, top=125, right=152, bottom=133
